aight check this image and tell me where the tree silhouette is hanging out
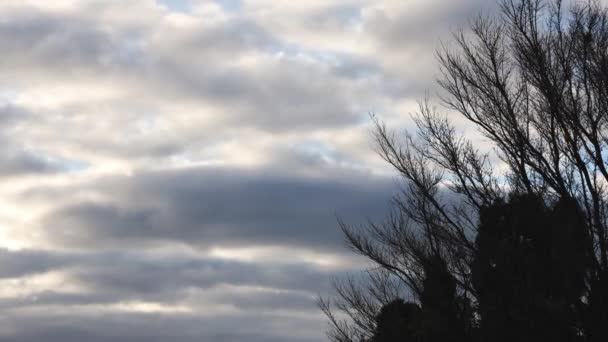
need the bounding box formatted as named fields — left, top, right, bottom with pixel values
left=369, top=256, right=468, bottom=342
left=320, top=0, right=608, bottom=341
left=473, top=194, right=592, bottom=342
left=372, top=299, right=420, bottom=342
left=418, top=254, right=469, bottom=342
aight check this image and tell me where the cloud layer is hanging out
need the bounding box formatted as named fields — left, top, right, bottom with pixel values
left=0, top=0, right=497, bottom=340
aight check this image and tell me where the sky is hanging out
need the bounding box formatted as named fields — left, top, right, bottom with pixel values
left=0, top=0, right=500, bottom=341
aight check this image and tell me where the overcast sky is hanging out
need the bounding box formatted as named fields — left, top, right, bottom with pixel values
left=0, top=0, right=500, bottom=341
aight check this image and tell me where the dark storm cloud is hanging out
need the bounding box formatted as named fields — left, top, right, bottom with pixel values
left=40, top=165, right=394, bottom=251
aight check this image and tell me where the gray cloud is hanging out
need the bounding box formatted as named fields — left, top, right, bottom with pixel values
left=368, top=0, right=497, bottom=47
left=0, top=150, right=67, bottom=176
left=0, top=105, right=78, bottom=176
left=0, top=247, right=342, bottom=307
left=76, top=251, right=342, bottom=298
left=40, top=165, right=393, bottom=251
left=0, top=247, right=340, bottom=342
left=0, top=0, right=499, bottom=341
left=0, top=311, right=324, bottom=342
left=0, top=8, right=142, bottom=77
left=0, top=249, right=69, bottom=278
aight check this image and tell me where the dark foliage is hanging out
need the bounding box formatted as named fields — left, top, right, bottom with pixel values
left=473, top=194, right=592, bottom=342
left=372, top=299, right=420, bottom=342
left=320, top=0, right=608, bottom=341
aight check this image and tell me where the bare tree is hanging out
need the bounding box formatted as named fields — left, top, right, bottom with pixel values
left=321, top=1, right=608, bottom=341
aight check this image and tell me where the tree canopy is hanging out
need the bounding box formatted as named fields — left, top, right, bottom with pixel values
left=320, top=1, right=608, bottom=341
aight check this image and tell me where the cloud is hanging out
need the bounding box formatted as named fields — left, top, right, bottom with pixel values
left=0, top=249, right=69, bottom=278
left=0, top=0, right=499, bottom=340
left=38, top=164, right=393, bottom=251
left=0, top=247, right=345, bottom=342
left=0, top=150, right=66, bottom=176
left=0, top=105, right=82, bottom=177
left=0, top=247, right=343, bottom=305
left=0, top=311, right=324, bottom=342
